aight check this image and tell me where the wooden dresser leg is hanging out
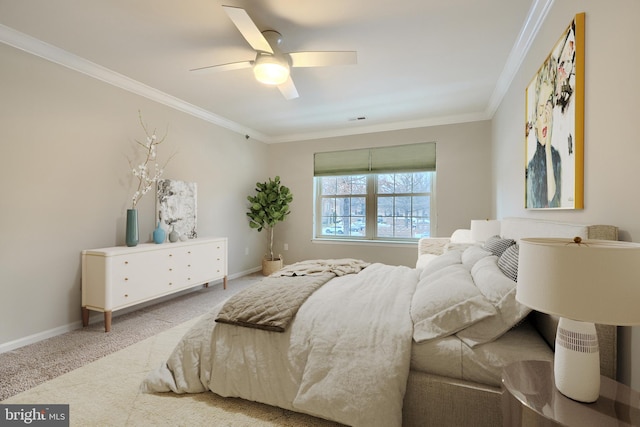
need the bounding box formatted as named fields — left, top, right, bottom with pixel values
left=104, top=311, right=112, bottom=333
left=224, top=276, right=228, bottom=290
left=81, top=307, right=89, bottom=327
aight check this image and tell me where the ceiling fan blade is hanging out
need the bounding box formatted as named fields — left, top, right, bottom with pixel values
left=222, top=5, right=273, bottom=54
left=190, top=61, right=253, bottom=74
left=288, top=51, right=357, bottom=68
left=278, top=77, right=299, bottom=100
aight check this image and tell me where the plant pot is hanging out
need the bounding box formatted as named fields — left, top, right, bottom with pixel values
left=262, top=258, right=283, bottom=276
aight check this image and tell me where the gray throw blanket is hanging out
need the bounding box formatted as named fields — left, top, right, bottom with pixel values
left=215, top=259, right=370, bottom=332
left=271, top=258, right=371, bottom=277
left=215, top=272, right=336, bottom=332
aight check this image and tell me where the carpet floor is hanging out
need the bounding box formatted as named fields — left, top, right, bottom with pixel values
left=1, top=312, right=342, bottom=426
left=0, top=273, right=264, bottom=401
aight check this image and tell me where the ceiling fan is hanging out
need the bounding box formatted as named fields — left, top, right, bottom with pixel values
left=190, top=5, right=357, bottom=100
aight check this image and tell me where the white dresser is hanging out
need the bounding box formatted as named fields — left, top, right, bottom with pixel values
left=81, top=237, right=227, bottom=332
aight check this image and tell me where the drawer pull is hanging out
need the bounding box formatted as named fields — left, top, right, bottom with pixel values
left=169, top=268, right=173, bottom=272
left=169, top=254, right=173, bottom=257
left=187, top=264, right=191, bottom=268
left=124, top=294, right=129, bottom=298
left=124, top=277, right=129, bottom=281
left=124, top=261, right=129, bottom=265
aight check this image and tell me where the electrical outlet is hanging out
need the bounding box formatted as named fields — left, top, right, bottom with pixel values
left=284, top=243, right=289, bottom=251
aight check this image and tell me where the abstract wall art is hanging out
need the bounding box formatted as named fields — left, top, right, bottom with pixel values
left=156, top=179, right=198, bottom=239
left=525, top=13, right=584, bottom=210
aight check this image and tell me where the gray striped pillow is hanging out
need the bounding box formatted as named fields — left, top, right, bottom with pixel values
left=483, top=235, right=515, bottom=257
left=498, top=244, right=519, bottom=282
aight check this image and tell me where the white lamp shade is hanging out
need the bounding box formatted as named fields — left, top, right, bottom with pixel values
left=517, top=238, right=640, bottom=326
left=470, top=219, right=501, bottom=242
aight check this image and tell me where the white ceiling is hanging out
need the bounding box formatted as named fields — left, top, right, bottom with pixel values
left=0, top=0, right=549, bottom=143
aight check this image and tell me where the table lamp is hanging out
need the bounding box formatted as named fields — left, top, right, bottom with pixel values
left=517, top=237, right=640, bottom=403
left=470, top=219, right=501, bottom=243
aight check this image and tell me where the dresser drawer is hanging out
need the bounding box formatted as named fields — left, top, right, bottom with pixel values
left=185, top=240, right=227, bottom=283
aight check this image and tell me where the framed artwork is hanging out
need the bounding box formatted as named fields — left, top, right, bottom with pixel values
left=525, top=13, right=584, bottom=209
left=156, top=179, right=198, bottom=239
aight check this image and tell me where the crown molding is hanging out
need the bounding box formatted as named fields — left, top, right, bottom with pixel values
left=0, top=24, right=269, bottom=142
left=485, top=0, right=555, bottom=117
left=1, top=0, right=552, bottom=145
left=268, top=112, right=489, bottom=144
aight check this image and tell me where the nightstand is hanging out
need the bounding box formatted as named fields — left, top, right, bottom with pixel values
left=502, top=360, right=640, bottom=426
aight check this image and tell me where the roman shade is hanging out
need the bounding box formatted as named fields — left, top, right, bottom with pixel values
left=314, top=142, right=436, bottom=176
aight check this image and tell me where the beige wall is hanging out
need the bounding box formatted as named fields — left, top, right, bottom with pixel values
left=0, top=43, right=268, bottom=346
left=268, top=122, right=493, bottom=267
left=492, top=0, right=640, bottom=388
left=3, top=0, right=638, bottom=392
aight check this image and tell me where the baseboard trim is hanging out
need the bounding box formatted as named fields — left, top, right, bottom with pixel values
left=0, top=268, right=262, bottom=354
left=231, top=266, right=263, bottom=278
left=0, top=322, right=84, bottom=354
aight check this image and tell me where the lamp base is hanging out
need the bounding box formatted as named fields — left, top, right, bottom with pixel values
left=554, top=317, right=600, bottom=402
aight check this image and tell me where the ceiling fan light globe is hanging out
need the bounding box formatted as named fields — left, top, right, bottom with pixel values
left=253, top=56, right=290, bottom=85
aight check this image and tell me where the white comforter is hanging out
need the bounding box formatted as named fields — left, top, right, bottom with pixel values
left=142, top=263, right=418, bottom=427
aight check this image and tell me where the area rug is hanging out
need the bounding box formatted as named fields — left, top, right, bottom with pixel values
left=2, top=315, right=344, bottom=426
left=0, top=275, right=265, bottom=401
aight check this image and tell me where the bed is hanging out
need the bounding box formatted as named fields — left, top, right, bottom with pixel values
left=141, top=217, right=619, bottom=426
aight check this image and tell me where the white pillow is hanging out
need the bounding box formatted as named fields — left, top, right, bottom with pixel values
left=444, top=242, right=476, bottom=253
left=456, top=256, right=530, bottom=347
left=461, top=245, right=493, bottom=269
left=450, top=228, right=473, bottom=243
left=418, top=250, right=462, bottom=281
left=412, top=264, right=497, bottom=343
left=416, top=253, right=439, bottom=270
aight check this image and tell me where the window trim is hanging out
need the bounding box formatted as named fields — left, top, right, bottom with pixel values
left=313, top=171, right=436, bottom=242
left=313, top=142, right=437, bottom=243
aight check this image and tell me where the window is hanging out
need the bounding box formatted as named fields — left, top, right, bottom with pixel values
left=314, top=143, right=436, bottom=241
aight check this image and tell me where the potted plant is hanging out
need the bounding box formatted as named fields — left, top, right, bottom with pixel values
left=246, top=176, right=293, bottom=275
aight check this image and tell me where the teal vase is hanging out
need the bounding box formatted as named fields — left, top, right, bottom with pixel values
left=126, top=209, right=139, bottom=247
left=153, top=222, right=166, bottom=244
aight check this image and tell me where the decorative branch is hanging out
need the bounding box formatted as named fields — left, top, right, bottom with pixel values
left=128, top=111, right=174, bottom=209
